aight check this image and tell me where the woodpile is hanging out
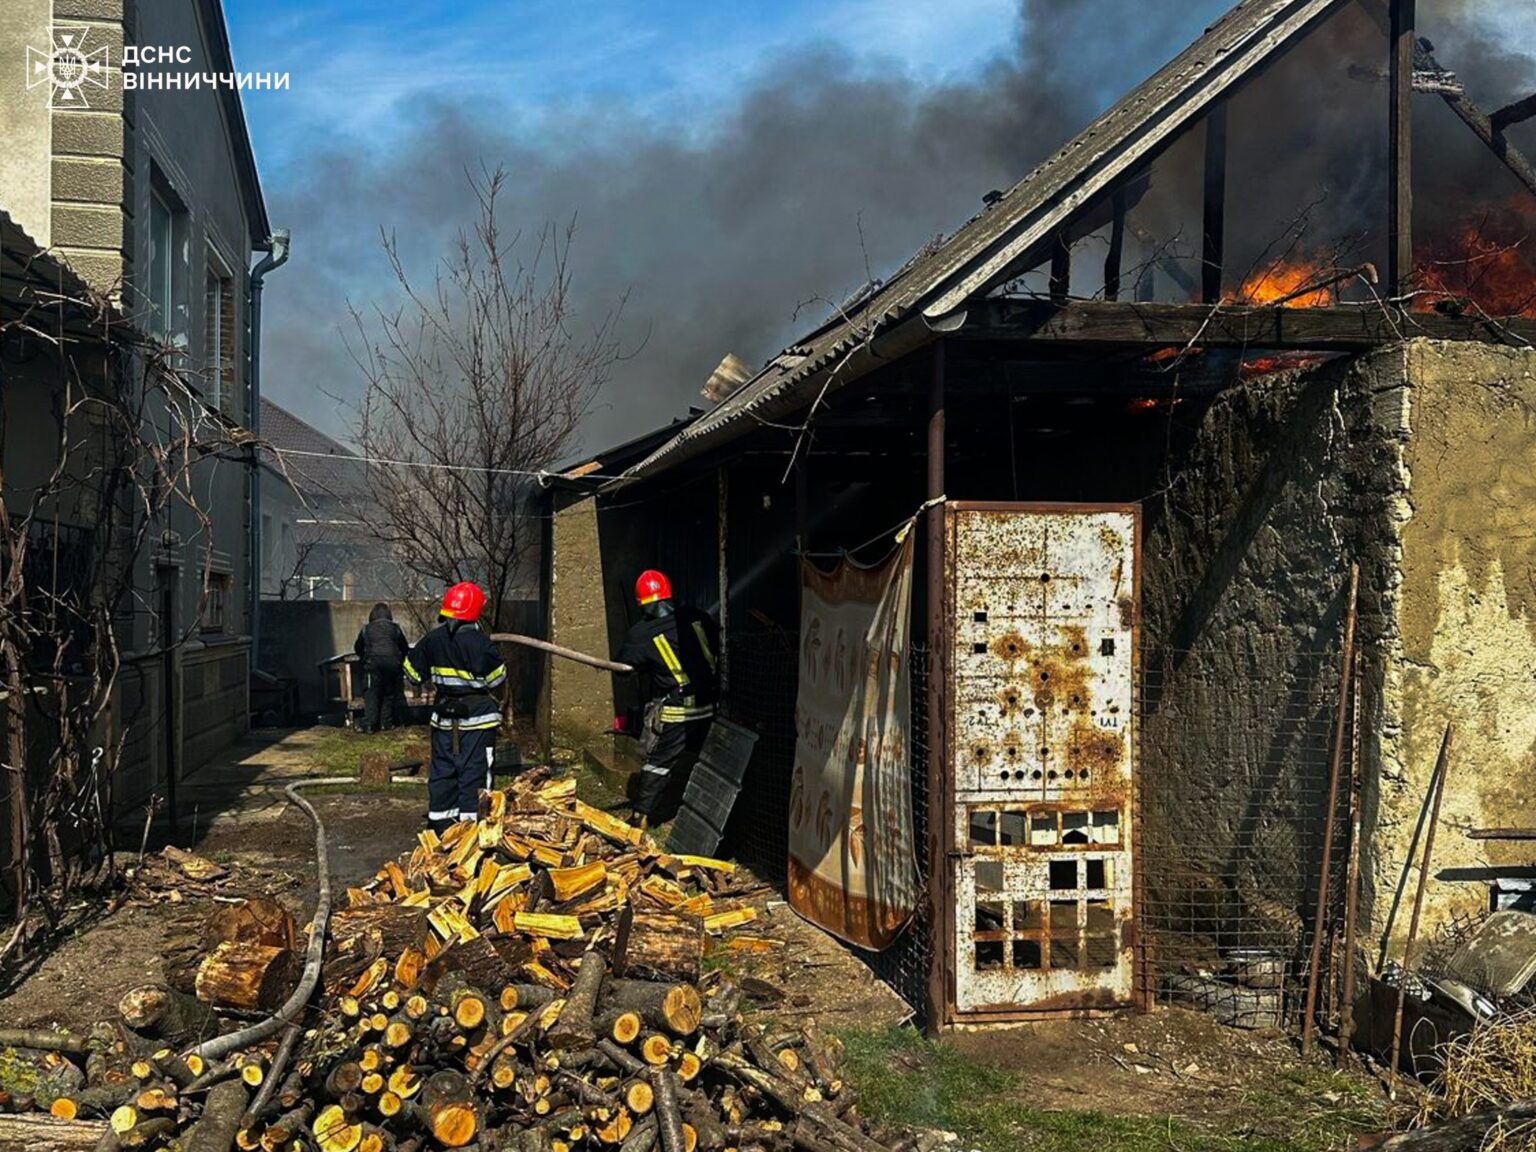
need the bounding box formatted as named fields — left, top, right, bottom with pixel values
left=0, top=769, right=912, bottom=1152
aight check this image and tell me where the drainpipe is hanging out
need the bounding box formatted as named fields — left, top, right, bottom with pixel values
left=248, top=229, right=290, bottom=672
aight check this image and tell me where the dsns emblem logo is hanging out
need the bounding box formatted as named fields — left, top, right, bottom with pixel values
left=27, top=27, right=110, bottom=108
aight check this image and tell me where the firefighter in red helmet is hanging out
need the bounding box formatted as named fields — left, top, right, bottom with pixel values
left=404, top=582, right=507, bottom=832
left=615, top=569, right=720, bottom=825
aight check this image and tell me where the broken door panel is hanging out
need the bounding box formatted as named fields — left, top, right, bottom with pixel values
left=948, top=504, right=1138, bottom=1015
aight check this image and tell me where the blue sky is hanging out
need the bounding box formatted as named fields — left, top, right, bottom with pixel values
left=226, top=0, right=1023, bottom=178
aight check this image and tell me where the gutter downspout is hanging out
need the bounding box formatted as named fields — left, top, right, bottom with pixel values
left=247, top=229, right=290, bottom=672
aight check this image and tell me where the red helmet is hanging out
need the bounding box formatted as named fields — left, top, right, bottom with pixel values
left=440, top=581, right=487, bottom=622
left=635, top=569, right=672, bottom=606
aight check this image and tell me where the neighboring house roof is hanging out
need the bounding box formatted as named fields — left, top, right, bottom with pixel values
left=0, top=206, right=133, bottom=337
left=260, top=398, right=362, bottom=497
left=618, top=0, right=1346, bottom=484
left=199, top=0, right=271, bottom=244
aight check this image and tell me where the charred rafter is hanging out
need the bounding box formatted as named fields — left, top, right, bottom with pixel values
left=962, top=299, right=1536, bottom=351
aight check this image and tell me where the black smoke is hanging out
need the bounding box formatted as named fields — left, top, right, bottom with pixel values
left=259, top=0, right=1535, bottom=449
left=260, top=1, right=1231, bottom=451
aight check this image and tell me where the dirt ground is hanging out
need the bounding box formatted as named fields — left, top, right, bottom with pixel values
left=0, top=727, right=1387, bottom=1150
left=0, top=791, right=424, bottom=1033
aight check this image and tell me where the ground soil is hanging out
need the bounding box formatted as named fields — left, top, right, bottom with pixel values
left=0, top=726, right=1384, bottom=1147
left=0, top=791, right=423, bottom=1033
left=949, top=1007, right=1357, bottom=1123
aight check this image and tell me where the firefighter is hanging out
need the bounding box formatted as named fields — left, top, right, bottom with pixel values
left=616, top=569, right=720, bottom=825
left=404, top=582, right=506, bottom=832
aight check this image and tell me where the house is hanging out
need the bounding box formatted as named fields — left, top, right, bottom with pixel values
left=544, top=0, right=1536, bottom=1029
left=0, top=0, right=279, bottom=812
left=258, top=397, right=396, bottom=603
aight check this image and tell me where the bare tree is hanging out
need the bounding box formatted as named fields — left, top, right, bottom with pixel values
left=348, top=166, right=626, bottom=626
left=0, top=253, right=252, bottom=961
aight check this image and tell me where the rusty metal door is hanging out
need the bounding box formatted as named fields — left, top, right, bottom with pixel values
left=947, top=504, right=1138, bottom=1016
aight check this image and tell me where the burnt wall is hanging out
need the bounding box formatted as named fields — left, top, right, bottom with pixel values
left=1137, top=349, right=1406, bottom=975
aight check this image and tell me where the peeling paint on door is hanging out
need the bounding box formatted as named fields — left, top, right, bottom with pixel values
left=948, top=504, right=1139, bottom=1015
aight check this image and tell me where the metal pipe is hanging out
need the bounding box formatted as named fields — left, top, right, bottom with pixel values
left=1388, top=723, right=1453, bottom=1089
left=1302, top=562, right=1359, bottom=1056
left=1338, top=647, right=1366, bottom=1064
left=247, top=229, right=291, bottom=672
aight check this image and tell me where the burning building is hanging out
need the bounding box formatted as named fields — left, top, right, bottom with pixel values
left=540, top=0, right=1536, bottom=1030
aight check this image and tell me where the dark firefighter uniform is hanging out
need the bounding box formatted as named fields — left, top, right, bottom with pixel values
left=617, top=572, right=720, bottom=823
left=405, top=591, right=506, bottom=831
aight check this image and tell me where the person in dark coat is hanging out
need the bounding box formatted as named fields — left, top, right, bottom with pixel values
left=354, top=602, right=410, bottom=733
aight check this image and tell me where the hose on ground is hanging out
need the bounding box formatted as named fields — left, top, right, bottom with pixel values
left=183, top=775, right=416, bottom=1062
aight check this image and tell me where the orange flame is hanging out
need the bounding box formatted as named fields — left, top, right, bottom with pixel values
left=1225, top=259, right=1339, bottom=308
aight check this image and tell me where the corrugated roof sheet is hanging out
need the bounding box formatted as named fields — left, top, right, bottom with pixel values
left=616, top=0, right=1346, bottom=484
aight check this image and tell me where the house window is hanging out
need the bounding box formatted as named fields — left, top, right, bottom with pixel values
left=205, top=256, right=236, bottom=414
left=149, top=190, right=176, bottom=340
left=201, top=572, right=231, bottom=634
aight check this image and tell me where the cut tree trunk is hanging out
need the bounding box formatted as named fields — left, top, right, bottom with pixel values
left=419, top=1070, right=478, bottom=1148
left=118, top=985, right=220, bottom=1047
left=177, top=1077, right=247, bottom=1152
left=0, top=1114, right=108, bottom=1151
left=328, top=906, right=427, bottom=961
left=202, top=898, right=297, bottom=952
left=1362, top=1100, right=1536, bottom=1150
left=195, top=943, right=300, bottom=1011
left=605, top=981, right=702, bottom=1036
left=613, top=909, right=704, bottom=983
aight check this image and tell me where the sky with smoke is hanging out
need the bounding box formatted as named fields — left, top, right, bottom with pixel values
left=227, top=0, right=1534, bottom=457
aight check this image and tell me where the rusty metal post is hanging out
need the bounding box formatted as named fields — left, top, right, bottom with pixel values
left=1301, top=561, right=1359, bottom=1058
left=1389, top=723, right=1453, bottom=1090
left=1338, top=648, right=1365, bottom=1064
left=924, top=342, right=948, bottom=1035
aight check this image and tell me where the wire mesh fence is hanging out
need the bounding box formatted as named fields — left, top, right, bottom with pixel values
left=1137, top=644, right=1355, bottom=1029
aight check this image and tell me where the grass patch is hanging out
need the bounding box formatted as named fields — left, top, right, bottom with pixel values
left=834, top=1027, right=1386, bottom=1152
left=306, top=727, right=428, bottom=777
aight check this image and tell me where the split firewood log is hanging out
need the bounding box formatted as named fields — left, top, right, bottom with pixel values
left=202, top=897, right=298, bottom=953
left=195, top=943, right=299, bottom=1012
left=547, top=955, right=606, bottom=1050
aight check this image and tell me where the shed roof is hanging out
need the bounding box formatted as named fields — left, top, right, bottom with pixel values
left=617, top=0, right=1347, bottom=484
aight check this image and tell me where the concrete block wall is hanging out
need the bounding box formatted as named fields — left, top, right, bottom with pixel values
left=543, top=494, right=619, bottom=752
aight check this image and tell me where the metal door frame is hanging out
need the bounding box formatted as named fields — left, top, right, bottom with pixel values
left=941, top=501, right=1143, bottom=1025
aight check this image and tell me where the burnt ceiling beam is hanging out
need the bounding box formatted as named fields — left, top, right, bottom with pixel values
left=1104, top=189, right=1126, bottom=303
left=961, top=299, right=1536, bottom=351
left=1201, top=100, right=1228, bottom=305
left=1389, top=0, right=1415, bottom=299
left=1415, top=41, right=1536, bottom=200
left=1491, top=93, right=1536, bottom=133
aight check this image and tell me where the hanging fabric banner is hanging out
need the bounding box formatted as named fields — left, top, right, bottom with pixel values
left=787, top=533, right=917, bottom=950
